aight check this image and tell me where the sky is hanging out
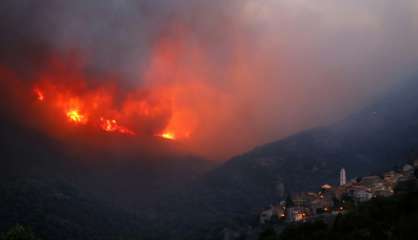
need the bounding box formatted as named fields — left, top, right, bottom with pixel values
left=1, top=0, right=418, bottom=160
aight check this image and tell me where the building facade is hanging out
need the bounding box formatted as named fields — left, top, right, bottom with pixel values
left=340, top=168, right=347, bottom=186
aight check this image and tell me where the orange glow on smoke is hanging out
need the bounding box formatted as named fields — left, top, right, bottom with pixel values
left=28, top=77, right=200, bottom=139
left=30, top=81, right=164, bottom=137
left=17, top=51, right=200, bottom=140
left=1, top=25, right=237, bottom=158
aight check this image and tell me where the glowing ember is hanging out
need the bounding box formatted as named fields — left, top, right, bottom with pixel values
left=159, top=132, right=176, bottom=140
left=66, top=109, right=87, bottom=124
left=34, top=88, right=44, bottom=101
left=100, top=118, right=136, bottom=135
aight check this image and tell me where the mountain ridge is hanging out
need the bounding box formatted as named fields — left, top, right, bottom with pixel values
left=156, top=77, right=418, bottom=239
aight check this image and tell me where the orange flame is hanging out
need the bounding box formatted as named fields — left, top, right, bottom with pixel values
left=159, top=132, right=176, bottom=140
left=29, top=80, right=187, bottom=138
left=66, top=109, right=88, bottom=124
left=3, top=47, right=202, bottom=142
left=34, top=88, right=45, bottom=101
left=32, top=83, right=140, bottom=136
left=100, top=118, right=136, bottom=136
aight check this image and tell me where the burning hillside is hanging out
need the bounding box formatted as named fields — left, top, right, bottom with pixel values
left=0, top=52, right=195, bottom=142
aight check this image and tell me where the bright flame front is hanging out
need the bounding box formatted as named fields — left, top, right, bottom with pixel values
left=30, top=79, right=191, bottom=139
left=159, top=132, right=176, bottom=140
left=34, top=88, right=45, bottom=101
left=66, top=109, right=88, bottom=124
left=100, top=118, right=136, bottom=136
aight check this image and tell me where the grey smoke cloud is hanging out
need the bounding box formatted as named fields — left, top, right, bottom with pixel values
left=1, top=0, right=418, bottom=159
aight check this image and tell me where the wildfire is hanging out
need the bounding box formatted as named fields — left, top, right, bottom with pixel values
left=34, top=88, right=44, bottom=101
left=29, top=82, right=189, bottom=139
left=32, top=84, right=138, bottom=136
left=100, top=118, right=136, bottom=136
left=66, top=109, right=88, bottom=124
left=159, top=132, right=176, bottom=140
left=3, top=50, right=199, bottom=141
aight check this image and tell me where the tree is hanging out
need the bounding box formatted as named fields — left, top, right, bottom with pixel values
left=0, top=225, right=41, bottom=240
left=259, top=227, right=278, bottom=240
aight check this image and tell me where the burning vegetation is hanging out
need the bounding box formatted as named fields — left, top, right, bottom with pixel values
left=0, top=26, right=232, bottom=158
left=31, top=82, right=138, bottom=137
left=0, top=53, right=197, bottom=141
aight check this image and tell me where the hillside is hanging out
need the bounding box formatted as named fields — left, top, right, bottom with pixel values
left=159, top=78, right=418, bottom=239
left=0, top=109, right=212, bottom=239
left=0, top=177, right=147, bottom=240
left=215, top=78, right=418, bottom=195
left=2, top=77, right=418, bottom=239
left=0, top=110, right=212, bottom=209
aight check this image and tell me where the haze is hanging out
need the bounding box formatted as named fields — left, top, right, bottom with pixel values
left=1, top=0, right=418, bottom=160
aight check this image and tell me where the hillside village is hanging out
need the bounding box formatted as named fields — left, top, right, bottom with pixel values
left=259, top=160, right=418, bottom=225
left=223, top=159, right=418, bottom=240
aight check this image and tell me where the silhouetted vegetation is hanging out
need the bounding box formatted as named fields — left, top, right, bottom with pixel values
left=0, top=225, right=41, bottom=240
left=258, top=227, right=277, bottom=240
left=0, top=178, right=147, bottom=240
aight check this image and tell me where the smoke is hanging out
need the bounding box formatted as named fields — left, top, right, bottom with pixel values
left=1, top=0, right=418, bottom=160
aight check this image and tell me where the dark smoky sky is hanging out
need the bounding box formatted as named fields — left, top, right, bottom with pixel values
left=1, top=0, right=418, bottom=160
left=0, top=0, right=240, bottom=78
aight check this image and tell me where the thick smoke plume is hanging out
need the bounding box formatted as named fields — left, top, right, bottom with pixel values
left=1, top=0, right=418, bottom=160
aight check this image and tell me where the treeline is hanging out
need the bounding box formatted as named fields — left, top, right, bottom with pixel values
left=0, top=225, right=143, bottom=240
left=0, top=178, right=147, bottom=240
left=260, top=192, right=418, bottom=240
left=0, top=225, right=41, bottom=240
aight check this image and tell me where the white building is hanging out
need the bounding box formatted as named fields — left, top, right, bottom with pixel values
left=340, top=168, right=347, bottom=186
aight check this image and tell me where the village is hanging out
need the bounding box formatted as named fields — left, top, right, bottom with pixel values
left=259, top=160, right=418, bottom=224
